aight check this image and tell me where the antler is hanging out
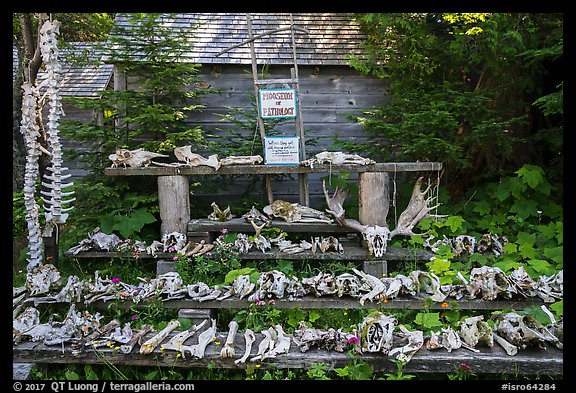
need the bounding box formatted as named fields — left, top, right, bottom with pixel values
left=322, top=180, right=367, bottom=233
left=323, top=177, right=445, bottom=257
left=389, top=176, right=446, bottom=238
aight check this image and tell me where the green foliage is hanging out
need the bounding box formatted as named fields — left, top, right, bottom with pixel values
left=334, top=350, right=374, bottom=380
left=347, top=13, right=563, bottom=194
left=383, top=358, right=416, bottom=380
left=100, top=208, right=156, bottom=239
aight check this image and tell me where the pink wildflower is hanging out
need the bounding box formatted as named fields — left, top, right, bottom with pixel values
left=112, top=277, right=120, bottom=284
left=348, top=336, right=359, bottom=345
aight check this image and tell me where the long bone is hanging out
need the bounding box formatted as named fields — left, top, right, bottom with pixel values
left=139, top=320, right=180, bottom=354
left=235, top=329, right=256, bottom=364
left=493, top=332, right=518, bottom=356
left=84, top=319, right=121, bottom=345
left=120, top=324, right=153, bottom=354
left=180, top=318, right=217, bottom=359
left=220, top=320, right=239, bottom=358
left=161, top=320, right=207, bottom=357
left=323, top=177, right=445, bottom=257
left=251, top=327, right=276, bottom=361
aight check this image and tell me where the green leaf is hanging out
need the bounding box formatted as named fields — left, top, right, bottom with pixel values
left=348, top=362, right=374, bottom=380
left=502, top=242, right=518, bottom=254
left=334, top=367, right=349, bottom=377
left=65, top=370, right=81, bottom=380
left=554, top=221, right=563, bottom=244
left=224, top=267, right=254, bottom=285
left=177, top=318, right=193, bottom=331
left=519, top=243, right=538, bottom=259
left=472, top=201, right=491, bottom=216
left=510, top=199, right=539, bottom=220
left=492, top=259, right=523, bottom=273
left=308, top=310, right=321, bottom=323
left=549, top=300, right=563, bottom=317
left=414, top=312, right=443, bottom=329
left=527, top=259, right=552, bottom=274
left=516, top=164, right=544, bottom=189
left=445, top=216, right=465, bottom=233
left=84, top=365, right=99, bottom=380
left=99, top=214, right=121, bottom=234
left=427, top=258, right=451, bottom=274
left=543, top=246, right=563, bottom=264
left=517, top=232, right=537, bottom=245
left=129, top=208, right=157, bottom=226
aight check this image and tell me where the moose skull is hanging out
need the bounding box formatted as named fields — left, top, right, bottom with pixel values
left=362, top=225, right=391, bottom=257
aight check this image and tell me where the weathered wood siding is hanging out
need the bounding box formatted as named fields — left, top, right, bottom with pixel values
left=145, top=64, right=391, bottom=211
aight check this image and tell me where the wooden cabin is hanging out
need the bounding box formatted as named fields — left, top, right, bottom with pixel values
left=106, top=13, right=392, bottom=211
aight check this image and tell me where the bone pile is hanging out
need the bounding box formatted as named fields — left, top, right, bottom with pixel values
left=300, top=151, right=376, bottom=168
left=111, top=144, right=265, bottom=170
left=14, top=264, right=563, bottom=309
left=14, top=300, right=562, bottom=362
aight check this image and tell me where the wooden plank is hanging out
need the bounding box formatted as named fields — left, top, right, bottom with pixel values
left=158, top=176, right=190, bottom=236
left=63, top=246, right=433, bottom=262
left=188, top=217, right=354, bottom=233
left=12, top=333, right=563, bottom=375
left=139, top=296, right=551, bottom=311
left=105, top=162, right=443, bottom=176
left=26, top=289, right=552, bottom=312
left=358, top=172, right=389, bottom=226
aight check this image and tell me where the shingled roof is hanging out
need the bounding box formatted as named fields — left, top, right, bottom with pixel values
left=106, top=13, right=365, bottom=66
left=14, top=42, right=114, bottom=97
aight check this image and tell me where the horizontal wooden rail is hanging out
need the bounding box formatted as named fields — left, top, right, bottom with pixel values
left=104, top=162, right=443, bottom=176
left=23, top=293, right=552, bottom=312
left=189, top=217, right=357, bottom=233
left=12, top=331, right=562, bottom=375
left=64, top=246, right=434, bottom=262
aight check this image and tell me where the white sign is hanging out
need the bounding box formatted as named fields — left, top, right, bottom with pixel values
left=259, top=88, right=297, bottom=119
left=264, top=136, right=300, bottom=165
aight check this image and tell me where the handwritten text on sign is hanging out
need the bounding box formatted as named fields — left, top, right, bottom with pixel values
left=264, top=136, right=300, bottom=165
left=259, top=88, right=297, bottom=119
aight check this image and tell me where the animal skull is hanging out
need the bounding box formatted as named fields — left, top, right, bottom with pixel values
left=467, top=266, right=514, bottom=300
left=263, top=200, right=333, bottom=223
left=362, top=225, right=391, bottom=257
left=173, top=146, right=220, bottom=170
left=458, top=315, right=494, bottom=348
left=109, top=148, right=168, bottom=168
left=494, top=312, right=562, bottom=350
left=358, top=311, right=397, bottom=354
left=207, top=202, right=233, bottom=222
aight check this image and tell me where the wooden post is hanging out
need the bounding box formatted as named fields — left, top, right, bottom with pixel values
left=246, top=14, right=274, bottom=205
left=358, top=172, right=389, bottom=227
left=158, top=175, right=190, bottom=236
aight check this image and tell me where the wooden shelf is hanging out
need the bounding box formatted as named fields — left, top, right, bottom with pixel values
left=12, top=330, right=562, bottom=375
left=23, top=293, right=552, bottom=312
left=104, top=162, right=443, bottom=176
left=64, top=246, right=433, bottom=262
